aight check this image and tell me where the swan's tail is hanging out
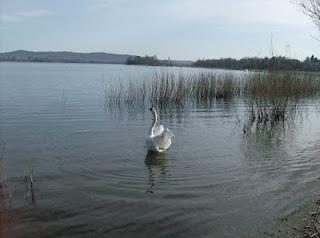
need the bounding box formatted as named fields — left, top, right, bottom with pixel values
left=157, top=147, right=166, bottom=153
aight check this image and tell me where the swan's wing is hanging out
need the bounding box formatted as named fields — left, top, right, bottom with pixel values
left=151, top=129, right=174, bottom=151
left=153, top=125, right=164, bottom=136
left=163, top=128, right=174, bottom=140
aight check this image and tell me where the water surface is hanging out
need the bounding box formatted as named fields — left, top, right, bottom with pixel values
left=0, top=62, right=320, bottom=238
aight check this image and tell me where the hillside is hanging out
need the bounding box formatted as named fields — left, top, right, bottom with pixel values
left=0, top=50, right=135, bottom=64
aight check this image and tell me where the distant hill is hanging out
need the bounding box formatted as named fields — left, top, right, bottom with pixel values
left=0, top=50, right=135, bottom=64
left=0, top=50, right=194, bottom=66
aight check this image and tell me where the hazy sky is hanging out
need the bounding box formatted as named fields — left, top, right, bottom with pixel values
left=0, top=0, right=318, bottom=60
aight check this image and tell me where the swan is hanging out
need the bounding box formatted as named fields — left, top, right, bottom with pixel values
left=146, top=106, right=174, bottom=153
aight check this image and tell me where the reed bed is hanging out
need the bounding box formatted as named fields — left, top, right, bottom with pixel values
left=106, top=71, right=243, bottom=108
left=107, top=71, right=320, bottom=104
left=106, top=70, right=320, bottom=127
left=243, top=72, right=320, bottom=129
left=244, top=72, right=320, bottom=98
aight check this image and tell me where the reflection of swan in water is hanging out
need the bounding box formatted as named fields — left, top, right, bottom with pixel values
left=146, top=106, right=174, bottom=153
left=144, top=151, right=168, bottom=194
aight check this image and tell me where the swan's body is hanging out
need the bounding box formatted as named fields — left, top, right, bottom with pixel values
left=146, top=107, right=174, bottom=153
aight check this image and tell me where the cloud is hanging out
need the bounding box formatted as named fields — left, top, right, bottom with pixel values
left=0, top=15, right=22, bottom=23
left=150, top=0, right=311, bottom=28
left=88, top=0, right=144, bottom=12
left=87, top=0, right=311, bottom=31
left=15, top=9, right=50, bottom=17
left=0, top=9, right=50, bottom=24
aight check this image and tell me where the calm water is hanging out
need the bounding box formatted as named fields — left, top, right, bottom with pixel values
left=0, top=62, right=320, bottom=238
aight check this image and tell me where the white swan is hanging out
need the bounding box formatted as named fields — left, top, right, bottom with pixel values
left=146, top=106, right=174, bottom=153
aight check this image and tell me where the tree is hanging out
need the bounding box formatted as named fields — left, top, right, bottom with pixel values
left=296, top=0, right=320, bottom=30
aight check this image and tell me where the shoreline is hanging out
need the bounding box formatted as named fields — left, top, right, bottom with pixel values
left=301, top=193, right=320, bottom=238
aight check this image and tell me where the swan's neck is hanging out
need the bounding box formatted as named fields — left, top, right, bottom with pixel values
left=149, top=110, right=158, bottom=136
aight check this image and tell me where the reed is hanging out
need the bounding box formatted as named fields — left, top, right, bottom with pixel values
left=191, top=73, right=237, bottom=101
left=106, top=71, right=246, bottom=108
left=105, top=70, right=320, bottom=126
left=242, top=72, right=320, bottom=129
left=0, top=144, right=11, bottom=210
left=243, top=71, right=320, bottom=98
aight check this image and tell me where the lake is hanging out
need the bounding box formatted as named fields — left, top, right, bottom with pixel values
left=0, top=62, right=320, bottom=238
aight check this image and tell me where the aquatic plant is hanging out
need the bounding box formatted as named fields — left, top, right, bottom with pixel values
left=106, top=71, right=245, bottom=109
left=106, top=70, right=320, bottom=131
left=0, top=143, right=12, bottom=210
left=242, top=71, right=320, bottom=131
left=243, top=71, right=320, bottom=98
left=25, top=159, right=35, bottom=205
left=106, top=70, right=320, bottom=107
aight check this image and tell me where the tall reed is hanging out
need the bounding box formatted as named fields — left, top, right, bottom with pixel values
left=242, top=72, right=320, bottom=128
left=105, top=70, right=320, bottom=119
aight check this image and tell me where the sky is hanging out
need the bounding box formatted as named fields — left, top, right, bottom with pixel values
left=0, top=0, right=319, bottom=60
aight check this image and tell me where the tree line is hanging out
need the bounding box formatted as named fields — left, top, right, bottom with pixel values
left=193, top=56, right=320, bottom=71
left=127, top=55, right=320, bottom=71
left=126, top=55, right=174, bottom=66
